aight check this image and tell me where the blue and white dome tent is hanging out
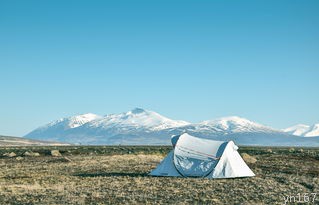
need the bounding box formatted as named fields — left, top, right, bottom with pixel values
left=150, top=133, right=255, bottom=178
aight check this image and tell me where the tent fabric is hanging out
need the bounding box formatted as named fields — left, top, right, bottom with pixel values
left=170, top=135, right=180, bottom=147
left=149, top=150, right=181, bottom=176
left=150, top=133, right=255, bottom=178
left=173, top=134, right=227, bottom=177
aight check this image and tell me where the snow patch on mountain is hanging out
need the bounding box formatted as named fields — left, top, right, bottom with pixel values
left=24, top=113, right=102, bottom=141
left=283, top=123, right=319, bottom=137
left=198, top=116, right=275, bottom=133
left=41, top=113, right=101, bottom=130
left=283, top=124, right=310, bottom=136
left=86, top=108, right=190, bottom=131
left=305, top=124, right=319, bottom=137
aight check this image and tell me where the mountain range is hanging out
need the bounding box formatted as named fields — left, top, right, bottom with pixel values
left=283, top=124, right=319, bottom=137
left=24, top=108, right=319, bottom=146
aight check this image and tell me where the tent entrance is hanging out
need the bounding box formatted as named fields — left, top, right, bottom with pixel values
left=173, top=145, right=220, bottom=177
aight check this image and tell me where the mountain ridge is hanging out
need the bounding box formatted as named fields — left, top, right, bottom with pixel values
left=283, top=123, right=319, bottom=137
left=24, top=108, right=319, bottom=146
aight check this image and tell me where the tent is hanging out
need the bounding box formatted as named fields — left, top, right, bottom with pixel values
left=150, top=133, right=255, bottom=178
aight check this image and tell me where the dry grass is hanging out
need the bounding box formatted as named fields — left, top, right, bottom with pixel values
left=0, top=146, right=318, bottom=204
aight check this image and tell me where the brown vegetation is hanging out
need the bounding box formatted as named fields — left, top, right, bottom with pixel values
left=0, top=146, right=318, bottom=204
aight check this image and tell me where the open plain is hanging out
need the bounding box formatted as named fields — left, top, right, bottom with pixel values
left=0, top=146, right=318, bottom=204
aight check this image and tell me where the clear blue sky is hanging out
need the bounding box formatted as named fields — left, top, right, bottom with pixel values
left=0, top=0, right=318, bottom=136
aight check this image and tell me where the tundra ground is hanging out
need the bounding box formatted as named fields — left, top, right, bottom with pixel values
left=0, top=146, right=318, bottom=204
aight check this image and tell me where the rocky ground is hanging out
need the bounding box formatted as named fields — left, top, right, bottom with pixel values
left=0, top=146, right=318, bottom=204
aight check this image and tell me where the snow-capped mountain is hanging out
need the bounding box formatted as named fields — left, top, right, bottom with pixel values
left=85, top=108, right=190, bottom=131
left=306, top=124, right=319, bottom=137
left=25, top=108, right=190, bottom=144
left=24, top=108, right=319, bottom=146
left=284, top=123, right=319, bottom=137
left=25, top=113, right=101, bottom=141
left=41, top=113, right=101, bottom=129
left=198, top=116, right=277, bottom=134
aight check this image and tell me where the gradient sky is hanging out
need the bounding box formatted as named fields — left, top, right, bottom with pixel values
left=0, top=0, right=318, bottom=136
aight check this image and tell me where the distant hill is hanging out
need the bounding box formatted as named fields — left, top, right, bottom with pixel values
left=283, top=123, right=319, bottom=137
left=24, top=108, right=319, bottom=146
left=0, top=135, right=69, bottom=146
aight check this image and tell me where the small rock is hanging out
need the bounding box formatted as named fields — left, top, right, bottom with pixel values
left=241, top=153, right=257, bottom=164
left=266, top=149, right=272, bottom=153
left=63, top=157, right=72, bottom=162
left=51, top=150, right=62, bottom=157
left=16, top=156, right=24, bottom=161
left=3, top=152, right=17, bottom=158
left=24, top=151, right=40, bottom=157
left=47, top=157, right=71, bottom=163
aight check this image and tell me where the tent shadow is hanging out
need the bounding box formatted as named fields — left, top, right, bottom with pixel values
left=73, top=172, right=148, bottom=178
